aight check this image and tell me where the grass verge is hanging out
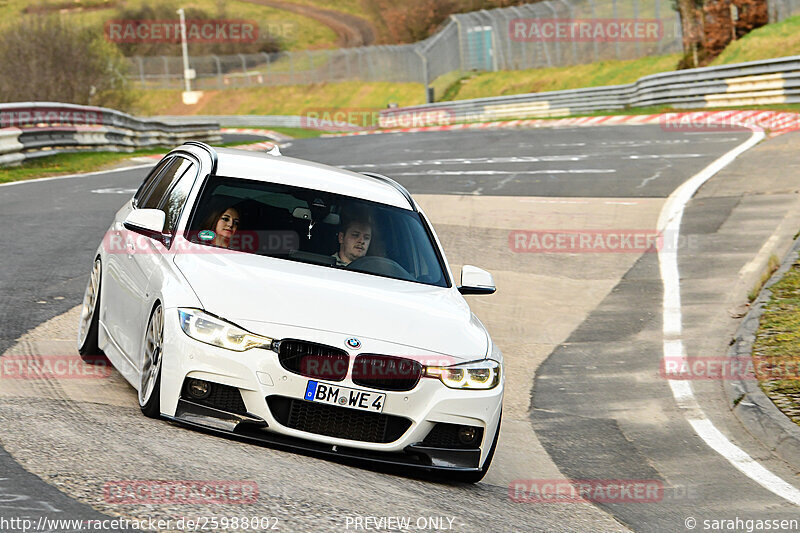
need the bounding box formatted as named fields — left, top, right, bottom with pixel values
left=133, top=81, right=425, bottom=116
left=257, top=126, right=328, bottom=138
left=753, top=252, right=800, bottom=426
left=0, top=150, right=164, bottom=184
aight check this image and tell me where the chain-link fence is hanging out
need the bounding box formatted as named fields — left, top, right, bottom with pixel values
left=127, top=0, right=794, bottom=93
left=128, top=46, right=425, bottom=89
left=768, top=0, right=800, bottom=21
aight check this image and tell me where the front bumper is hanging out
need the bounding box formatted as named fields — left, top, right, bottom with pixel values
left=166, top=399, right=483, bottom=471
left=159, top=308, right=504, bottom=471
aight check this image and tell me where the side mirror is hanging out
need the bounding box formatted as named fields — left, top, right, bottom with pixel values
left=458, top=265, right=496, bottom=295
left=123, top=209, right=168, bottom=244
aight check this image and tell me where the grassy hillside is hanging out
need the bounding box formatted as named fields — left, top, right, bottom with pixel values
left=434, top=15, right=800, bottom=102
left=711, top=14, right=800, bottom=65
left=133, top=81, right=426, bottom=116
left=0, top=0, right=338, bottom=51
left=442, top=54, right=682, bottom=101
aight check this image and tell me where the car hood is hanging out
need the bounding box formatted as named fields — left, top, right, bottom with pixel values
left=174, top=252, right=489, bottom=358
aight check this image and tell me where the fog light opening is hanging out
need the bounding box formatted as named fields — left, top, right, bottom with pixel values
left=457, top=426, right=480, bottom=446
left=186, top=378, right=211, bottom=400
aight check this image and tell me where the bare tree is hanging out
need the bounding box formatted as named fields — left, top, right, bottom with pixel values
left=0, top=16, right=134, bottom=110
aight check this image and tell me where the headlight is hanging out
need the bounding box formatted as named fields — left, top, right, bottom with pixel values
left=424, top=359, right=501, bottom=390
left=178, top=308, right=273, bottom=352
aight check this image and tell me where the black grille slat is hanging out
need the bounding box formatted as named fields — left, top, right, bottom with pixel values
left=267, top=396, right=411, bottom=443
left=352, top=354, right=422, bottom=392
left=277, top=339, right=349, bottom=381
left=422, top=423, right=483, bottom=449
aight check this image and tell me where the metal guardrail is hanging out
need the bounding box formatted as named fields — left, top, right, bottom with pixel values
left=150, top=114, right=365, bottom=131
left=151, top=115, right=302, bottom=128
left=379, top=55, right=800, bottom=125
left=0, top=102, right=221, bottom=167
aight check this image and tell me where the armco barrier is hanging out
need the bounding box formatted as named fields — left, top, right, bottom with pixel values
left=0, top=102, right=221, bottom=167
left=380, top=55, right=800, bottom=125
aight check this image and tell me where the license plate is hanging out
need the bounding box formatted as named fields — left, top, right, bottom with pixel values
left=304, top=380, right=385, bottom=413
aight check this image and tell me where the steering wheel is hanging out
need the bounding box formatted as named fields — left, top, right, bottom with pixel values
left=347, top=256, right=414, bottom=281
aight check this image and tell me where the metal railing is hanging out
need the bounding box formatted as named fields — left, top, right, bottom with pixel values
left=0, top=102, right=220, bottom=167
left=378, top=55, right=800, bottom=125
left=123, top=0, right=800, bottom=95
left=127, top=0, right=686, bottom=90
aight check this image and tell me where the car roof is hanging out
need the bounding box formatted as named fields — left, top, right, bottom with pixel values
left=182, top=146, right=414, bottom=210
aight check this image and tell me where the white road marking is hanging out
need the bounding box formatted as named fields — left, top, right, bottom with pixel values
left=520, top=199, right=590, bottom=204
left=90, top=188, right=138, bottom=194
left=658, top=129, right=800, bottom=506
left=0, top=163, right=152, bottom=188
left=344, top=153, right=706, bottom=169
left=390, top=169, right=616, bottom=176
left=628, top=154, right=703, bottom=159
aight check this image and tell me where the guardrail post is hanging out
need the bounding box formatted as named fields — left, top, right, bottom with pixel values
left=212, top=55, right=223, bottom=89
left=633, top=0, right=642, bottom=57
left=237, top=53, right=250, bottom=86
left=161, top=56, right=170, bottom=89
left=556, top=0, right=578, bottom=64
left=135, top=56, right=146, bottom=87
left=612, top=0, right=621, bottom=59
left=543, top=1, right=561, bottom=65
left=415, top=47, right=432, bottom=102
left=261, top=52, right=270, bottom=85
left=654, top=0, right=662, bottom=54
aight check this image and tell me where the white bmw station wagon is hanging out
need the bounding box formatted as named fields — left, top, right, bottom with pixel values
left=77, top=141, right=503, bottom=482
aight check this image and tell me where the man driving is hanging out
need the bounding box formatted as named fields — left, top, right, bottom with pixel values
left=333, top=211, right=373, bottom=266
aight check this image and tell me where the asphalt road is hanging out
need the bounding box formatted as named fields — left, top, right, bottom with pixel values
left=3, top=125, right=798, bottom=532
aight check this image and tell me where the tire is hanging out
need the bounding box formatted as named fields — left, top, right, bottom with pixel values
left=139, top=304, right=163, bottom=419
left=447, top=412, right=502, bottom=484
left=77, top=258, right=104, bottom=363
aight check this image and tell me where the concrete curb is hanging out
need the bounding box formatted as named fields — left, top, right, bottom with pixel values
left=724, top=234, right=800, bottom=470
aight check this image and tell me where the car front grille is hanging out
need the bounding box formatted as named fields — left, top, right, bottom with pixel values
left=352, top=354, right=422, bottom=392
left=266, top=395, right=412, bottom=443
left=276, top=339, right=349, bottom=381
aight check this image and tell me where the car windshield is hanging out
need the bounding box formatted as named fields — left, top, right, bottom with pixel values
left=186, top=175, right=449, bottom=287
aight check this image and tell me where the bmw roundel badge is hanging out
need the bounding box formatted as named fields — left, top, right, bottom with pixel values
left=345, top=337, right=361, bottom=350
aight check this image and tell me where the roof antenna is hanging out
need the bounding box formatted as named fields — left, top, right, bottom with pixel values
left=268, top=144, right=281, bottom=156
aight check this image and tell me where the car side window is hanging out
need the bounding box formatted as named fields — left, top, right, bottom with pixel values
left=161, top=162, right=199, bottom=236
left=133, top=156, right=173, bottom=207
left=140, top=157, right=194, bottom=210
